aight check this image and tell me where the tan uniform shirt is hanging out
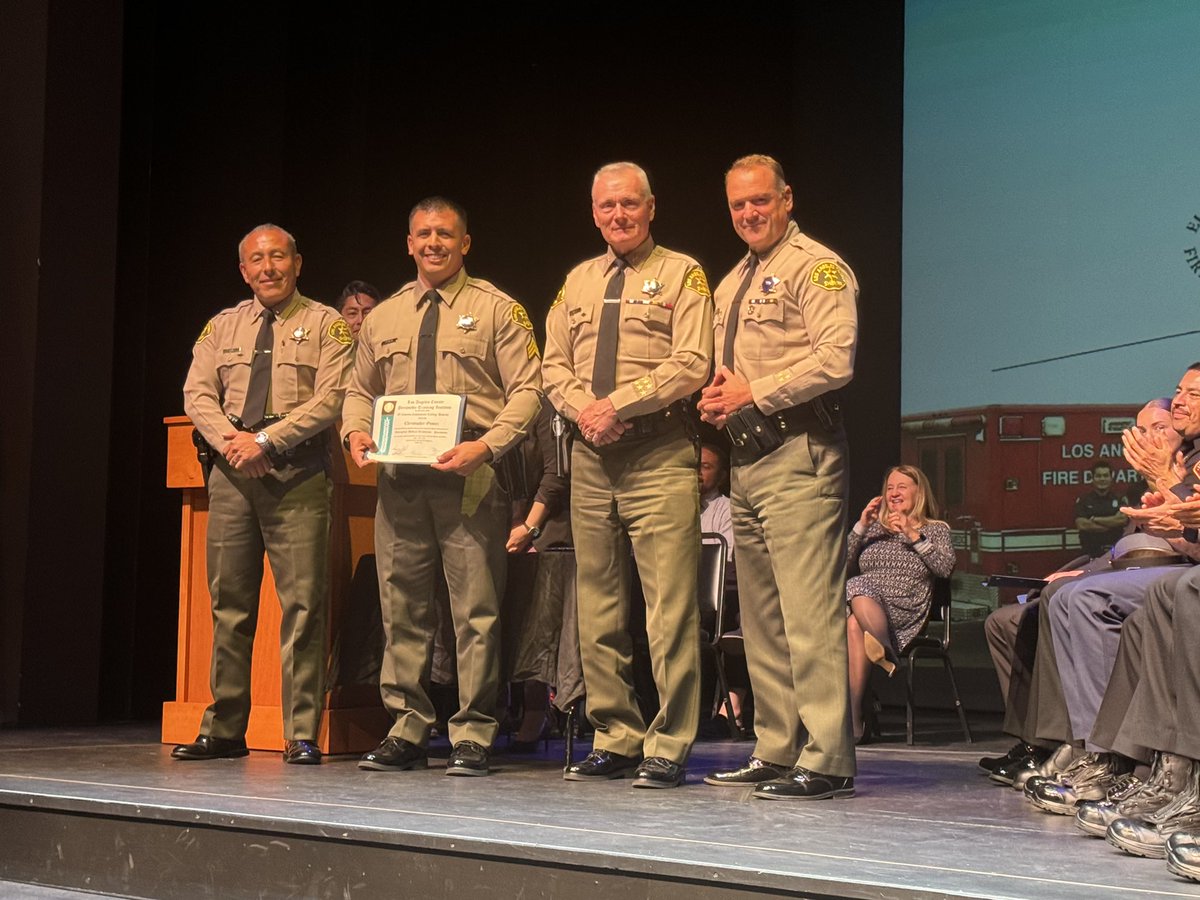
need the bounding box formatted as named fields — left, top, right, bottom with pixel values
left=713, top=221, right=858, bottom=414
left=184, top=292, right=354, bottom=450
left=341, top=267, right=542, bottom=457
left=543, top=239, right=713, bottom=421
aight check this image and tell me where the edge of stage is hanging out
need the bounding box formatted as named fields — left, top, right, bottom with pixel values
left=1, top=721, right=1198, bottom=899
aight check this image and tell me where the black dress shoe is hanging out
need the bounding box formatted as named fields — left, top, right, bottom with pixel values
left=979, top=740, right=1035, bottom=774
left=563, top=749, right=642, bottom=781
left=633, top=757, right=685, bottom=788
left=446, top=740, right=490, bottom=776
left=283, top=740, right=322, bottom=765
left=754, top=766, right=855, bottom=800
left=704, top=756, right=788, bottom=786
left=988, top=744, right=1054, bottom=786
left=171, top=735, right=248, bottom=761
left=358, top=737, right=428, bottom=771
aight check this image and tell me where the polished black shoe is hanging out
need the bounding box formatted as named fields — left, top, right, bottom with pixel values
left=563, top=749, right=642, bottom=781
left=704, top=756, right=788, bottom=786
left=446, top=740, right=490, bottom=776
left=754, top=766, right=855, bottom=800
left=987, top=741, right=1062, bottom=787
left=283, top=740, right=322, bottom=765
left=171, top=734, right=248, bottom=761
left=358, top=737, right=428, bottom=772
left=979, top=741, right=1036, bottom=774
left=633, top=757, right=685, bottom=789
left=1014, top=741, right=1077, bottom=791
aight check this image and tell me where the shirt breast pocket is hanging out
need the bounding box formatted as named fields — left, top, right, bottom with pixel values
left=442, top=335, right=489, bottom=393
left=217, top=350, right=252, bottom=402
left=739, top=300, right=786, bottom=360
left=379, top=336, right=414, bottom=393
left=621, top=302, right=672, bottom=360
left=274, top=341, right=321, bottom=407
left=567, top=302, right=595, bottom=338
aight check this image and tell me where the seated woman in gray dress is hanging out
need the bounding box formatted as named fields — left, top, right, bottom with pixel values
left=846, top=465, right=955, bottom=739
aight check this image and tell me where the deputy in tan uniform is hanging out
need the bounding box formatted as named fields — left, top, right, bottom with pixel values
left=343, top=197, right=541, bottom=777
left=543, top=162, right=712, bottom=788
left=699, top=154, right=859, bottom=799
left=178, top=223, right=354, bottom=765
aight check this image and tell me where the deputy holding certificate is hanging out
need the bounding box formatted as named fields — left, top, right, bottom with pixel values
left=341, top=197, right=542, bottom=776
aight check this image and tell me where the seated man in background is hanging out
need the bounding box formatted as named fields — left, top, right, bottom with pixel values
left=335, top=280, right=382, bottom=339
left=697, top=441, right=747, bottom=736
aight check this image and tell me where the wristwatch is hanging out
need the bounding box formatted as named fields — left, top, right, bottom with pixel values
left=255, top=431, right=273, bottom=453
left=524, top=523, right=542, bottom=540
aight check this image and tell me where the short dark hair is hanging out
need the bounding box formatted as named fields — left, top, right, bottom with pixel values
left=408, top=196, right=469, bottom=232
left=726, top=154, right=787, bottom=191
left=1091, top=461, right=1113, bottom=476
left=700, top=441, right=728, bottom=472
left=335, top=280, right=381, bottom=312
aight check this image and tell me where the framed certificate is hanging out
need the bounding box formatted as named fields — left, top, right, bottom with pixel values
left=366, top=394, right=466, bottom=465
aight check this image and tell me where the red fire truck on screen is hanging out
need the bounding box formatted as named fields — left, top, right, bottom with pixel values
left=900, top=404, right=1142, bottom=581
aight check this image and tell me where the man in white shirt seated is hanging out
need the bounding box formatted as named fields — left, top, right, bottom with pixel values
left=698, top=441, right=748, bottom=736
left=700, top=442, right=734, bottom=556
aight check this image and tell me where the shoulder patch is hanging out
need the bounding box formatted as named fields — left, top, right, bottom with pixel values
left=196, top=320, right=214, bottom=344
left=550, top=284, right=566, bottom=310
left=811, top=261, right=848, bottom=291
left=684, top=266, right=710, bottom=300
left=328, top=319, right=353, bottom=345
left=526, top=334, right=540, bottom=360
left=511, top=303, right=534, bottom=330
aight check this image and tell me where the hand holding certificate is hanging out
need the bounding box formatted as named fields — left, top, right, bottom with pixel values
left=367, top=394, right=467, bottom=465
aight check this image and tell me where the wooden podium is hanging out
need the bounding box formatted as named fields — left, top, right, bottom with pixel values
left=162, top=416, right=390, bottom=753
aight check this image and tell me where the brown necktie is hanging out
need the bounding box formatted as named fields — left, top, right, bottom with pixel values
left=240, top=308, right=275, bottom=426
left=591, top=258, right=627, bottom=399
left=721, top=255, right=759, bottom=374
left=415, top=290, right=440, bottom=394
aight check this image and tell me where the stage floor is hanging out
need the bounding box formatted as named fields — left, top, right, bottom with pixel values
left=1, top=723, right=1198, bottom=899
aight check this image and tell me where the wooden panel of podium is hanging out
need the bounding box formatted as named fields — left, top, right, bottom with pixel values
left=161, top=416, right=389, bottom=753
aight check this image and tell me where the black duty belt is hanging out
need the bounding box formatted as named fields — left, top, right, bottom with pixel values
left=225, top=414, right=327, bottom=460
left=727, top=394, right=842, bottom=466
left=572, top=400, right=693, bottom=448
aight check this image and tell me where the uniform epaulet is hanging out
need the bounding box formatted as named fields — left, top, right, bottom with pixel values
left=464, top=276, right=512, bottom=304
left=582, top=252, right=610, bottom=274
left=198, top=300, right=248, bottom=342
left=392, top=281, right=419, bottom=302
left=653, top=244, right=697, bottom=266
